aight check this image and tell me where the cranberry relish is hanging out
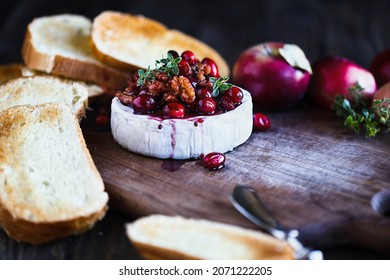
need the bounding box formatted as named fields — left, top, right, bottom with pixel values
left=115, top=50, right=243, bottom=118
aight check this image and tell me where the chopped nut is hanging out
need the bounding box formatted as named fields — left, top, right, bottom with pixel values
left=179, top=76, right=195, bottom=104
left=163, top=92, right=179, bottom=103
left=197, top=64, right=211, bottom=81
left=148, top=80, right=166, bottom=97
left=155, top=71, right=169, bottom=82
left=116, top=91, right=135, bottom=105
left=198, top=80, right=213, bottom=89
left=170, top=76, right=180, bottom=93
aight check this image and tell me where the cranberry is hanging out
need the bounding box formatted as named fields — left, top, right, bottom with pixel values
left=178, top=60, right=192, bottom=76
left=168, top=50, right=179, bottom=59
left=163, top=102, right=185, bottom=118
left=186, top=101, right=197, bottom=113
left=253, top=113, right=271, bottom=131
left=197, top=97, right=216, bottom=114
left=132, top=95, right=156, bottom=114
left=224, top=86, right=243, bottom=104
left=196, top=88, right=212, bottom=99
left=202, top=57, right=219, bottom=77
left=189, top=77, right=198, bottom=88
left=219, top=96, right=235, bottom=111
left=95, top=115, right=110, bottom=127
left=202, top=152, right=225, bottom=170
left=181, top=50, right=196, bottom=64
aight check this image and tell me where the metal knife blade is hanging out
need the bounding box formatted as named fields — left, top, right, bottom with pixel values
left=230, top=185, right=323, bottom=260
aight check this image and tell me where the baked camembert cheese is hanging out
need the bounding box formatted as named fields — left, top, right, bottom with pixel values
left=111, top=50, right=253, bottom=159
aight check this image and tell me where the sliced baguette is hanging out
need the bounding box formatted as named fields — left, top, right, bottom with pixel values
left=0, top=63, right=104, bottom=100
left=22, top=14, right=128, bottom=92
left=0, top=76, right=88, bottom=120
left=126, top=215, right=294, bottom=260
left=91, top=11, right=230, bottom=77
left=0, top=103, right=108, bottom=244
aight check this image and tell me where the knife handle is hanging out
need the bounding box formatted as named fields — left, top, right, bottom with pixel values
left=297, top=218, right=390, bottom=256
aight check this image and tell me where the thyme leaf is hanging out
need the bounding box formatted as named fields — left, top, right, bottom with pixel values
left=136, top=52, right=182, bottom=86
left=155, top=52, right=182, bottom=77
left=332, top=82, right=390, bottom=138
left=136, top=66, right=154, bottom=87
left=210, top=76, right=233, bottom=97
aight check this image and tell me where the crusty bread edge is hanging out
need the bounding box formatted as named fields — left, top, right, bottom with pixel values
left=129, top=236, right=294, bottom=260
left=129, top=240, right=200, bottom=260
left=22, top=26, right=129, bottom=92
left=90, top=39, right=140, bottom=73
left=0, top=63, right=105, bottom=101
left=0, top=203, right=108, bottom=245
left=0, top=64, right=27, bottom=85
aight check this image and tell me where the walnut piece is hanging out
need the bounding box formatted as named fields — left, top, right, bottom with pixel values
left=178, top=76, right=195, bottom=104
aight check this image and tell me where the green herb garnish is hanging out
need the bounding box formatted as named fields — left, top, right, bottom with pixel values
left=136, top=53, right=182, bottom=86
left=136, top=66, right=154, bottom=86
left=210, top=76, right=233, bottom=97
left=332, top=82, right=390, bottom=138
left=155, top=52, right=182, bottom=77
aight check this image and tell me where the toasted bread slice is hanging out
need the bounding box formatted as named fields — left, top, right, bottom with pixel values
left=0, top=76, right=88, bottom=120
left=0, top=63, right=104, bottom=100
left=91, top=11, right=230, bottom=77
left=126, top=215, right=294, bottom=260
left=22, top=14, right=128, bottom=92
left=0, top=103, right=108, bottom=244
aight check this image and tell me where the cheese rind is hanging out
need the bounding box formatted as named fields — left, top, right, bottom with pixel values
left=111, top=89, right=253, bottom=159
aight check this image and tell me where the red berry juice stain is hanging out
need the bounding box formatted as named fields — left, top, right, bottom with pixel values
left=169, top=120, right=176, bottom=159
left=161, top=159, right=186, bottom=172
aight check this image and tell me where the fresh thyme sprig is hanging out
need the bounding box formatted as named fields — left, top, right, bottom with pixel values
left=332, top=82, right=390, bottom=137
left=210, top=76, right=233, bottom=97
left=136, top=53, right=182, bottom=86
left=136, top=66, right=154, bottom=86
left=155, top=52, right=182, bottom=77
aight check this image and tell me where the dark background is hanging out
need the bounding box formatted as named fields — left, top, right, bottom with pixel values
left=1, top=0, right=390, bottom=69
left=0, top=0, right=389, bottom=259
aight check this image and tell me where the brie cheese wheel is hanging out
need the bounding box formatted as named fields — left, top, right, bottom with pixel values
left=111, top=89, right=253, bottom=159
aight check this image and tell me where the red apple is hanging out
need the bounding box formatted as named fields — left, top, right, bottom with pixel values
left=309, top=56, right=376, bottom=109
left=369, top=49, right=390, bottom=87
left=373, top=82, right=390, bottom=101
left=233, top=42, right=312, bottom=110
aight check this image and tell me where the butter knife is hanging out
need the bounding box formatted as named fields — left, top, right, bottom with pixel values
left=229, top=185, right=323, bottom=260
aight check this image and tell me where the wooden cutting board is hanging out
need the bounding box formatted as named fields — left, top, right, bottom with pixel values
left=82, top=107, right=390, bottom=234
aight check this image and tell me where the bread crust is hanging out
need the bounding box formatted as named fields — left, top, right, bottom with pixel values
left=91, top=11, right=230, bottom=77
left=130, top=240, right=200, bottom=260
left=131, top=236, right=294, bottom=260
left=0, top=204, right=108, bottom=245
left=90, top=40, right=139, bottom=74
left=0, top=64, right=26, bottom=85
left=22, top=25, right=128, bottom=93
left=0, top=63, right=104, bottom=101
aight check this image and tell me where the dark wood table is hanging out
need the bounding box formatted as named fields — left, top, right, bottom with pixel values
left=1, top=0, right=390, bottom=260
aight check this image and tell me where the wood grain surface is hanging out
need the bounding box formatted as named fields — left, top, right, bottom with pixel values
left=1, top=0, right=390, bottom=260
left=84, top=107, right=390, bottom=229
